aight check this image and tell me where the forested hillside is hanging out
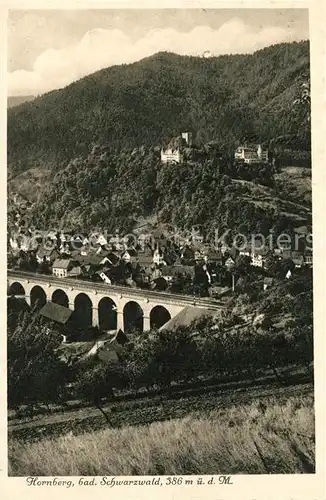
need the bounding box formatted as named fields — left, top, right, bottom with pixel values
left=8, top=41, right=310, bottom=177
left=18, top=144, right=310, bottom=235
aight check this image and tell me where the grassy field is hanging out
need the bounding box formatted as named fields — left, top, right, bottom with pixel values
left=8, top=392, right=314, bottom=476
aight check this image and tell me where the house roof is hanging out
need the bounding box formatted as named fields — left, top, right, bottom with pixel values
left=52, top=259, right=72, bottom=269
left=37, top=247, right=58, bottom=258
left=39, top=302, right=73, bottom=324
left=67, top=266, right=81, bottom=275
left=137, top=255, right=153, bottom=266
left=159, top=307, right=217, bottom=332
left=122, top=248, right=138, bottom=257
left=79, top=255, right=103, bottom=266
left=106, top=252, right=120, bottom=264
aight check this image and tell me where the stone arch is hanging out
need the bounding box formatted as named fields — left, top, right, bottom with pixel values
left=30, top=285, right=47, bottom=310
left=123, top=301, right=144, bottom=333
left=150, top=305, right=171, bottom=330
left=74, top=293, right=93, bottom=328
left=8, top=281, right=25, bottom=297
left=98, top=297, right=117, bottom=331
left=52, top=289, right=69, bottom=308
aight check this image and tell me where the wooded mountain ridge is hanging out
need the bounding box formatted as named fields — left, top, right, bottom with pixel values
left=8, top=41, right=310, bottom=177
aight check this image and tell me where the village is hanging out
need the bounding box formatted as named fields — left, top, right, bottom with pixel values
left=7, top=218, right=313, bottom=299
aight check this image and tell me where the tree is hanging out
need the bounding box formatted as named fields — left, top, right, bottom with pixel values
left=73, top=359, right=128, bottom=422
left=7, top=310, right=71, bottom=409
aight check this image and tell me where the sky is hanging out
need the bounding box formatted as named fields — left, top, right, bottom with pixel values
left=8, top=9, right=309, bottom=96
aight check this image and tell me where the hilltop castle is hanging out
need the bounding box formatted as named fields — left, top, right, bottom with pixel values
left=161, top=132, right=193, bottom=164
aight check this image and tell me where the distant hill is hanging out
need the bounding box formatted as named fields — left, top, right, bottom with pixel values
left=7, top=41, right=310, bottom=177
left=7, top=95, right=35, bottom=108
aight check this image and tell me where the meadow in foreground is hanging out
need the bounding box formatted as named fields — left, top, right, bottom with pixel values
left=9, top=394, right=314, bottom=476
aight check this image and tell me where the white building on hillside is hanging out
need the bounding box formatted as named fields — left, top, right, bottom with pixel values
left=160, top=148, right=183, bottom=164
left=235, top=144, right=269, bottom=164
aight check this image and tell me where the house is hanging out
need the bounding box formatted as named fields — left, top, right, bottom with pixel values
left=239, top=245, right=252, bottom=258
left=304, top=251, right=313, bottom=267
left=36, top=247, right=59, bottom=264
left=67, top=264, right=82, bottom=278
left=80, top=263, right=98, bottom=279
left=160, top=265, right=175, bottom=284
left=137, top=233, right=153, bottom=251
left=105, top=252, right=120, bottom=267
left=181, top=131, right=193, bottom=147
left=112, top=240, right=125, bottom=252
left=151, top=267, right=162, bottom=282
left=99, top=270, right=112, bottom=285
left=59, top=243, right=71, bottom=255
left=225, top=257, right=235, bottom=270
left=79, top=244, right=90, bottom=256
left=263, top=277, right=274, bottom=291
left=273, top=247, right=283, bottom=258
left=137, top=255, right=154, bottom=268
left=79, top=254, right=105, bottom=269
left=97, top=234, right=108, bottom=247
left=121, top=248, right=138, bottom=263
left=291, top=251, right=304, bottom=268
left=160, top=148, right=183, bottom=164
left=285, top=269, right=292, bottom=279
left=39, top=302, right=73, bottom=326
left=251, top=248, right=269, bottom=268
left=153, top=247, right=166, bottom=266
left=234, top=144, right=269, bottom=164
left=140, top=266, right=154, bottom=284
left=203, top=249, right=223, bottom=264
left=52, top=259, right=80, bottom=278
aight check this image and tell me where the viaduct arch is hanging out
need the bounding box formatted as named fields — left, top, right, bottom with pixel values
left=150, top=305, right=171, bottom=330
left=30, top=285, right=47, bottom=310
left=7, top=272, right=224, bottom=333
left=98, top=297, right=117, bottom=331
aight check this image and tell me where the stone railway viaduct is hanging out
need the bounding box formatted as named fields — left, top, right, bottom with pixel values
left=8, top=271, right=226, bottom=332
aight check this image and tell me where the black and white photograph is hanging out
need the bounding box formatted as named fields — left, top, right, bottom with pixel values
left=5, top=4, right=320, bottom=482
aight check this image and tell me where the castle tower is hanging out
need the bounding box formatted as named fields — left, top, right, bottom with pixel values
left=181, top=132, right=193, bottom=147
